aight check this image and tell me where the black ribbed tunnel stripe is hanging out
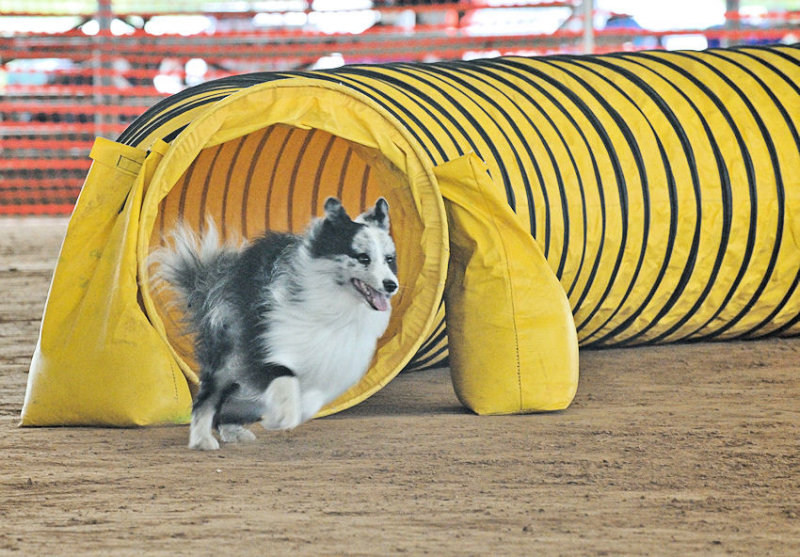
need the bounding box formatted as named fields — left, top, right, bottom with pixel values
left=423, top=60, right=545, bottom=249
left=483, top=58, right=588, bottom=286
left=744, top=45, right=800, bottom=338
left=287, top=128, right=318, bottom=229
left=259, top=126, right=290, bottom=235
left=119, top=95, right=224, bottom=146
left=412, top=327, right=448, bottom=363
left=310, top=133, right=338, bottom=217
left=404, top=313, right=449, bottom=370
left=298, top=67, right=456, bottom=163
left=197, top=143, right=224, bottom=224
left=315, top=64, right=467, bottom=161
left=405, top=345, right=450, bottom=371
left=161, top=125, right=188, bottom=145
left=576, top=54, right=712, bottom=345
left=690, top=50, right=786, bottom=340
left=556, top=55, right=677, bottom=346
left=509, top=58, right=630, bottom=334
left=633, top=51, right=736, bottom=345
left=335, top=145, right=353, bottom=202
left=219, top=136, right=248, bottom=234
left=749, top=44, right=800, bottom=67
left=497, top=59, right=607, bottom=316
left=453, top=60, right=573, bottom=274
left=415, top=314, right=447, bottom=352
left=732, top=50, right=800, bottom=337
left=177, top=152, right=199, bottom=220
left=594, top=53, right=703, bottom=347
left=662, top=51, right=759, bottom=341
left=118, top=71, right=290, bottom=146
left=543, top=55, right=651, bottom=346
left=389, top=63, right=518, bottom=211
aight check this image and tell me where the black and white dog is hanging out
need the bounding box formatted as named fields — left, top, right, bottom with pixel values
left=153, top=197, right=398, bottom=450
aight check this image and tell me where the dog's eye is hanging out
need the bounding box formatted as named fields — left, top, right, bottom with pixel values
left=356, top=253, right=371, bottom=265
left=385, top=255, right=395, bottom=265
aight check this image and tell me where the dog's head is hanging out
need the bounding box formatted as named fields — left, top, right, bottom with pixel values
left=307, top=197, right=398, bottom=312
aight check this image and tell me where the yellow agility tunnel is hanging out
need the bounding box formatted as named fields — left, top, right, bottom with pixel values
left=22, top=44, right=800, bottom=427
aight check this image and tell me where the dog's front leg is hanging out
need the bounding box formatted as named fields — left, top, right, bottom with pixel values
left=261, top=375, right=302, bottom=430
left=300, top=390, right=327, bottom=423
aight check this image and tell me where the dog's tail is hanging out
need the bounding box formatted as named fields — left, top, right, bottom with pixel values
left=149, top=218, right=240, bottom=324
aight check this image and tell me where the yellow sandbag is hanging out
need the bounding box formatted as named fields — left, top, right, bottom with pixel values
left=437, top=153, right=579, bottom=414
left=20, top=138, right=193, bottom=426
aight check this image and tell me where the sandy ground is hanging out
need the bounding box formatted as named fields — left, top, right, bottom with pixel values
left=0, top=216, right=798, bottom=556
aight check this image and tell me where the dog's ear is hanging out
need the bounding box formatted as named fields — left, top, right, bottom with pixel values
left=357, top=197, right=390, bottom=230
left=323, top=197, right=351, bottom=223
left=308, top=197, right=360, bottom=258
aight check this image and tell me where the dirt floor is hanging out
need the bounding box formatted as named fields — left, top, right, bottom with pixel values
left=0, top=217, right=798, bottom=556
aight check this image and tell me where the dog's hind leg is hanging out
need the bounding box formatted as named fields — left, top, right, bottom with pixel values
left=189, top=403, right=220, bottom=450
left=188, top=377, right=234, bottom=451
left=218, top=424, right=257, bottom=443
left=213, top=383, right=259, bottom=444
left=216, top=386, right=265, bottom=444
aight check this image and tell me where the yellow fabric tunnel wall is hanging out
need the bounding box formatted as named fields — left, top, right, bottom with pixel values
left=21, top=44, right=800, bottom=426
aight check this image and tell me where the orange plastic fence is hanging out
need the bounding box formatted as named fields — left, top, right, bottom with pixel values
left=1, top=1, right=797, bottom=215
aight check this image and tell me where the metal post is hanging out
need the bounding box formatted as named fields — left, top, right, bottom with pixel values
left=724, top=0, right=741, bottom=48
left=94, top=0, right=112, bottom=137
left=582, top=0, right=595, bottom=54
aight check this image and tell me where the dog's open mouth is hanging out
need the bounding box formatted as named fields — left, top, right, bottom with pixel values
left=352, top=279, right=390, bottom=312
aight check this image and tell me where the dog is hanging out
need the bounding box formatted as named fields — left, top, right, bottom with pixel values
left=152, top=197, right=398, bottom=450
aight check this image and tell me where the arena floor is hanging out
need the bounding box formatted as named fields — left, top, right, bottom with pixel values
left=0, top=217, right=798, bottom=556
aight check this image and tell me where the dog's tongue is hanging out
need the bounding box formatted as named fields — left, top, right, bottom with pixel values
left=355, top=279, right=390, bottom=312
left=369, top=292, right=390, bottom=312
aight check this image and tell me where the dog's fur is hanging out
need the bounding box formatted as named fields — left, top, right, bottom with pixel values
left=152, top=197, right=398, bottom=450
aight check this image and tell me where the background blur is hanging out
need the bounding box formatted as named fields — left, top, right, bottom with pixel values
left=2, top=0, right=798, bottom=215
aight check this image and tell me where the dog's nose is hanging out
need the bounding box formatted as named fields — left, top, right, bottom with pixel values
left=383, top=279, right=398, bottom=294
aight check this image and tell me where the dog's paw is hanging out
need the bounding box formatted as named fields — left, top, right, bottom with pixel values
left=189, top=407, right=220, bottom=450
left=261, top=376, right=302, bottom=431
left=188, top=434, right=220, bottom=451
left=218, top=424, right=257, bottom=444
